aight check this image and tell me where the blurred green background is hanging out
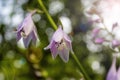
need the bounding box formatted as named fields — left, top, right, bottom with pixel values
left=0, top=0, right=115, bottom=80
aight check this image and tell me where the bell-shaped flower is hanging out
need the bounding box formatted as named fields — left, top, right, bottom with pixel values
left=106, top=56, right=117, bottom=80
left=17, top=10, right=39, bottom=48
left=44, top=26, right=73, bottom=62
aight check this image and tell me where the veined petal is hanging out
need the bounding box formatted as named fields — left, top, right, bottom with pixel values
left=23, top=32, right=33, bottom=48
left=58, top=48, right=69, bottom=63
left=52, top=26, right=64, bottom=42
left=106, top=57, right=117, bottom=80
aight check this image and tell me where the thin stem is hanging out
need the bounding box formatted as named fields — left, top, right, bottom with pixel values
left=38, top=0, right=91, bottom=80
left=72, top=52, right=91, bottom=80
left=38, top=0, right=57, bottom=30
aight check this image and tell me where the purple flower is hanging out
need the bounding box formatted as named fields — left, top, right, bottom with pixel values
left=112, top=40, right=120, bottom=48
left=94, top=38, right=104, bottom=44
left=17, top=10, right=38, bottom=48
left=106, top=56, right=117, bottom=80
left=44, top=26, right=73, bottom=62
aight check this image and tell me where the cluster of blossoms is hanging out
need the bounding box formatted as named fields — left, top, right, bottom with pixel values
left=92, top=24, right=120, bottom=49
left=81, top=0, right=120, bottom=79
left=16, top=10, right=73, bottom=62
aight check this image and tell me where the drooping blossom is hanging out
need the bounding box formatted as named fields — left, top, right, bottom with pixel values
left=44, top=26, right=73, bottom=62
left=17, top=10, right=39, bottom=48
left=106, top=56, right=117, bottom=80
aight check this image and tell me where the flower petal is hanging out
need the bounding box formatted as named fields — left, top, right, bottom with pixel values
left=17, top=21, right=24, bottom=32
left=50, top=40, right=58, bottom=59
left=63, top=32, right=71, bottom=42
left=31, top=31, right=37, bottom=45
left=17, top=31, right=22, bottom=41
left=23, top=15, right=35, bottom=36
left=23, top=32, right=33, bottom=48
left=65, top=40, right=73, bottom=54
left=52, top=26, right=64, bottom=42
left=58, top=48, right=69, bottom=63
left=44, top=39, right=54, bottom=50
left=106, top=57, right=117, bottom=80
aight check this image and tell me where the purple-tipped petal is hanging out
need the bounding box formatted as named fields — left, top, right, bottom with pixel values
left=58, top=48, right=69, bottom=63
left=106, top=57, right=117, bottom=80
left=94, top=38, right=104, bottom=44
left=112, top=40, right=120, bottom=48
left=52, top=27, right=64, bottom=42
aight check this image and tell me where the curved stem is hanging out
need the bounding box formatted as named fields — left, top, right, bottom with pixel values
left=38, top=0, right=57, bottom=30
left=38, top=0, right=91, bottom=80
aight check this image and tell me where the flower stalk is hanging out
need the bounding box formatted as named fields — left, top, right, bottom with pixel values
left=38, top=0, right=91, bottom=80
left=38, top=0, right=57, bottom=30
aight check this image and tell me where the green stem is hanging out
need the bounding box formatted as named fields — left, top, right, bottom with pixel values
left=38, top=0, right=57, bottom=30
left=38, top=0, right=91, bottom=80
left=72, top=52, right=91, bottom=80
